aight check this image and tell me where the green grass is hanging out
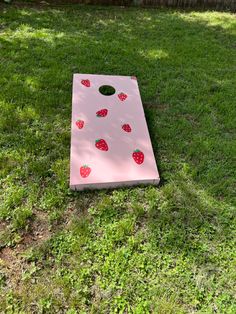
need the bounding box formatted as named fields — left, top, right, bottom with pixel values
left=0, top=3, right=236, bottom=313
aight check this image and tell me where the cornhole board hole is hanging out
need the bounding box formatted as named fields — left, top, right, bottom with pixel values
left=70, top=74, right=160, bottom=190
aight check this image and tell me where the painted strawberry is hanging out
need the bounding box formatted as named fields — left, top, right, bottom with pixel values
left=80, top=165, right=91, bottom=178
left=81, top=79, right=90, bottom=87
left=122, top=124, right=132, bottom=133
left=96, top=109, right=108, bottom=117
left=76, top=119, right=84, bottom=129
left=118, top=92, right=128, bottom=101
left=95, top=139, right=108, bottom=151
left=132, top=149, right=144, bottom=165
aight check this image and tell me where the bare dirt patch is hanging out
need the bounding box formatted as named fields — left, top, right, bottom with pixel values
left=0, top=211, right=51, bottom=288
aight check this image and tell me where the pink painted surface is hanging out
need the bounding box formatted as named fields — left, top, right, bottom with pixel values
left=70, top=74, right=160, bottom=190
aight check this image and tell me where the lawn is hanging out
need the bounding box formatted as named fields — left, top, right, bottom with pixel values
left=0, top=3, right=236, bottom=313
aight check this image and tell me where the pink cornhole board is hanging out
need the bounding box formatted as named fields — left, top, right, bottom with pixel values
left=70, top=74, right=160, bottom=190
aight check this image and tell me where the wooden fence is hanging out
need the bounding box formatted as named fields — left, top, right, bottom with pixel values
left=56, top=0, right=236, bottom=11
left=22, top=0, right=236, bottom=11
left=141, top=0, right=235, bottom=10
